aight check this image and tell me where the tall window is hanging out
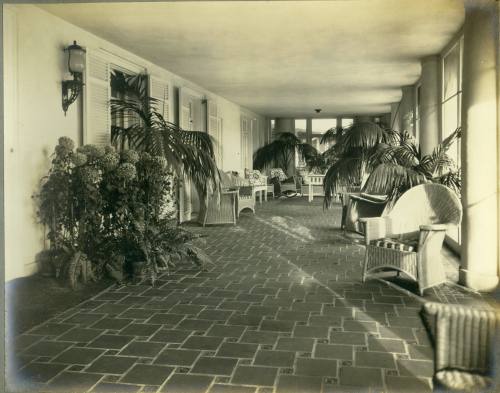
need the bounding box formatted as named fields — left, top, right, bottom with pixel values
left=295, top=119, right=307, bottom=141
left=312, top=118, right=337, bottom=154
left=110, top=69, right=143, bottom=148
left=442, top=38, right=463, bottom=167
left=415, top=84, right=421, bottom=142
left=441, top=36, right=463, bottom=243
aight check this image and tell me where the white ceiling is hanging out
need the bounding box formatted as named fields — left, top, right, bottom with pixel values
left=40, top=1, right=464, bottom=118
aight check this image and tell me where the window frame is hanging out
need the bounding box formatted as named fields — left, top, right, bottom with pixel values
left=440, top=34, right=464, bottom=247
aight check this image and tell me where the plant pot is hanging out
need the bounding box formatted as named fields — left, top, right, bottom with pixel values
left=36, top=250, right=56, bottom=277
left=132, top=261, right=146, bottom=283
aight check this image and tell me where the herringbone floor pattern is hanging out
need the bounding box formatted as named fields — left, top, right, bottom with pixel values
left=7, top=198, right=491, bottom=393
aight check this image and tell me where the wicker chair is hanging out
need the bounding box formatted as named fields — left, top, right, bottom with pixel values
left=198, top=189, right=237, bottom=226
left=360, top=183, right=462, bottom=295
left=422, top=302, right=500, bottom=392
left=342, top=192, right=388, bottom=232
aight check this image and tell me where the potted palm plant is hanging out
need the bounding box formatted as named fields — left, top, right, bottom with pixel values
left=322, top=121, right=398, bottom=206
left=363, top=128, right=461, bottom=200
left=253, top=131, right=321, bottom=175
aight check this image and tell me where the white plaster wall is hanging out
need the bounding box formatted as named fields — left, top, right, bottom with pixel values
left=3, top=4, right=266, bottom=281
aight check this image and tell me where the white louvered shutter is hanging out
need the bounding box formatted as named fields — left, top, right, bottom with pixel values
left=85, top=50, right=110, bottom=146
left=149, top=76, right=170, bottom=122
left=206, top=99, right=222, bottom=167
left=178, top=87, right=193, bottom=131
left=241, top=116, right=249, bottom=170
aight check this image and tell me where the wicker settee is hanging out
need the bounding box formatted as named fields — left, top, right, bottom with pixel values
left=360, top=183, right=462, bottom=295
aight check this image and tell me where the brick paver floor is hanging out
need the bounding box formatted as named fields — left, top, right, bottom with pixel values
left=7, top=197, right=496, bottom=393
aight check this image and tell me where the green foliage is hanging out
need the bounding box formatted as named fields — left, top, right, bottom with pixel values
left=36, top=137, right=209, bottom=288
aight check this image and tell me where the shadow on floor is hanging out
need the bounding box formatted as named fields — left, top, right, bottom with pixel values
left=6, top=274, right=113, bottom=335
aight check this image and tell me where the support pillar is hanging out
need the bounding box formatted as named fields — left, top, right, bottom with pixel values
left=459, top=0, right=499, bottom=291
left=306, top=118, right=312, bottom=144
left=401, top=86, right=416, bottom=136
left=390, top=102, right=402, bottom=131
left=275, top=118, right=295, bottom=175
left=419, top=56, right=440, bottom=155
left=274, top=118, right=294, bottom=133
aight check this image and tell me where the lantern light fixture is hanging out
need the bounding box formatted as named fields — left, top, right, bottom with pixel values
left=62, top=41, right=86, bottom=115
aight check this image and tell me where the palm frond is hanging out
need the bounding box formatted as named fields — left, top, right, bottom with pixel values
left=253, top=140, right=287, bottom=171
left=338, top=122, right=387, bottom=151
left=320, top=126, right=343, bottom=144
left=421, top=127, right=461, bottom=176
left=323, top=157, right=362, bottom=207
left=110, top=75, right=219, bottom=198
left=434, top=170, right=461, bottom=195
left=363, top=163, right=428, bottom=200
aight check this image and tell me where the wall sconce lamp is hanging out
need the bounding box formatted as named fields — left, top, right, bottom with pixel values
left=62, top=41, right=86, bottom=115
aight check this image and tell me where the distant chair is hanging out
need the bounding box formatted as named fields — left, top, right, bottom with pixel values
left=422, top=302, right=500, bottom=392
left=342, top=192, right=388, bottom=232
left=360, top=183, right=462, bottom=295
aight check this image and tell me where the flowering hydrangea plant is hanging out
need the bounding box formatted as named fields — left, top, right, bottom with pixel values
left=36, top=137, right=205, bottom=289
left=115, top=162, right=137, bottom=181
left=121, top=149, right=140, bottom=164
left=100, top=152, right=120, bottom=171
left=77, top=144, right=105, bottom=159
left=72, top=152, right=88, bottom=167
left=269, top=168, right=287, bottom=182
left=58, top=136, right=75, bottom=151
left=79, top=166, right=102, bottom=184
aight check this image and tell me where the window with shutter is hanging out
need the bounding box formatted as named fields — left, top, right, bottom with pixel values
left=149, top=76, right=170, bottom=122
left=85, top=51, right=110, bottom=146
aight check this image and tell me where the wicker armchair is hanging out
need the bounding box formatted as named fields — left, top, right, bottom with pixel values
left=422, top=302, right=500, bottom=392
left=360, top=183, right=462, bottom=295
left=198, top=189, right=237, bottom=226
